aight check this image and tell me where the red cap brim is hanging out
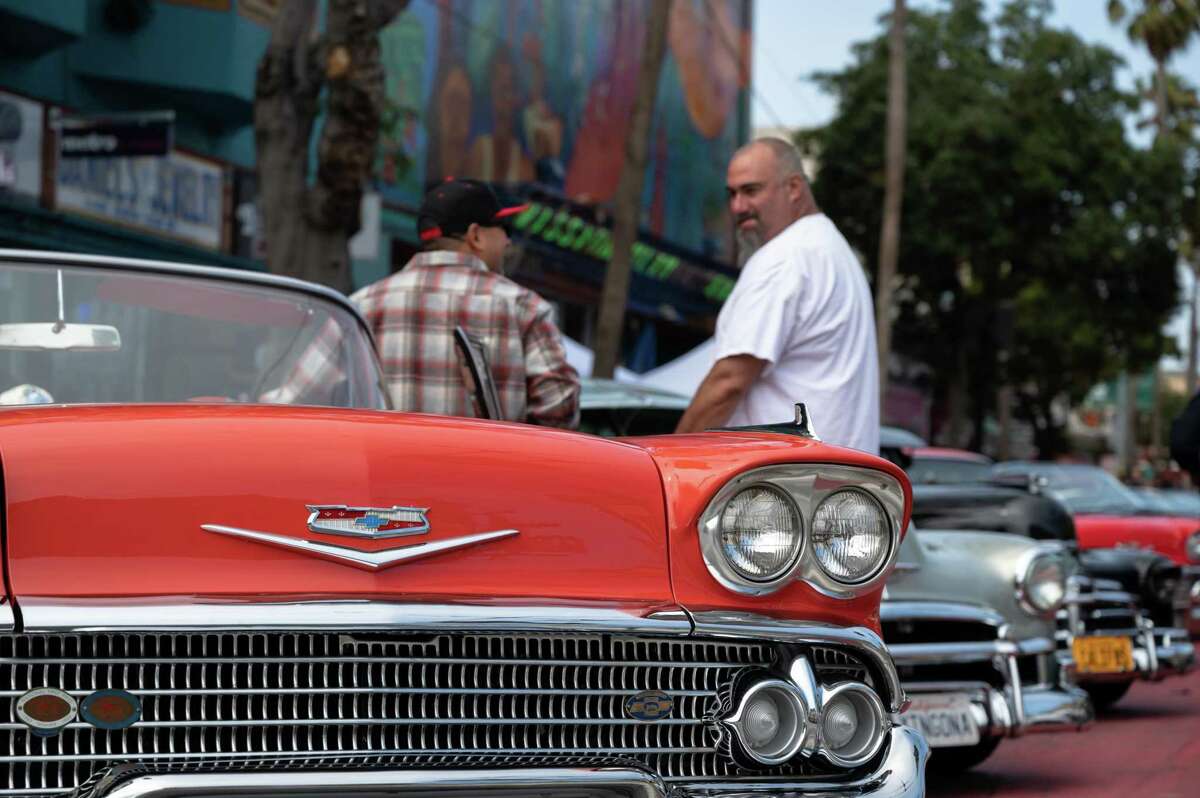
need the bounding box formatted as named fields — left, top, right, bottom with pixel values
left=494, top=204, right=530, bottom=220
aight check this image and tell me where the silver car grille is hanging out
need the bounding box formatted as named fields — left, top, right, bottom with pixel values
left=1060, top=577, right=1141, bottom=638
left=0, top=632, right=875, bottom=797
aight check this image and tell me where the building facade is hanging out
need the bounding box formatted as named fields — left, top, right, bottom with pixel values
left=0, top=0, right=751, bottom=369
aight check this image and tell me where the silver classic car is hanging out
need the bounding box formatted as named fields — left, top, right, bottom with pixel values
left=883, top=527, right=1093, bottom=769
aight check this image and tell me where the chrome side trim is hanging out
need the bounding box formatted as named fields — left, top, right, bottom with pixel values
left=91, top=767, right=667, bottom=798
left=16, top=600, right=695, bottom=635
left=880, top=601, right=1005, bottom=627
left=201, top=525, right=518, bottom=572
left=690, top=611, right=906, bottom=713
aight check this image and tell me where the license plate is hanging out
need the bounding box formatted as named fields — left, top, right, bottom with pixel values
left=905, top=693, right=980, bottom=748
left=1072, top=635, right=1135, bottom=674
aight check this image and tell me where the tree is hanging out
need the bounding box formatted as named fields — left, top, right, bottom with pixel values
left=800, top=0, right=1183, bottom=458
left=876, top=0, right=908, bottom=405
left=254, top=0, right=410, bottom=292
left=592, top=0, right=673, bottom=379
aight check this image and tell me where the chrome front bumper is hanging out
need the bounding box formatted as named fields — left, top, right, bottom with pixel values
left=1059, top=577, right=1195, bottom=683
left=890, top=637, right=1093, bottom=740
left=87, top=729, right=931, bottom=798
left=1056, top=621, right=1196, bottom=683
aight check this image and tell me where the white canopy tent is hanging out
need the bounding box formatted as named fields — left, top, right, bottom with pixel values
left=562, top=336, right=713, bottom=399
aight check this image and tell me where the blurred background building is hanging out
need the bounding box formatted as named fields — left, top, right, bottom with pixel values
left=0, top=0, right=753, bottom=373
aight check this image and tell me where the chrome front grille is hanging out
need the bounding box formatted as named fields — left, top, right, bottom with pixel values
left=884, top=617, right=1006, bottom=688
left=1060, top=577, right=1142, bottom=639
left=0, top=631, right=874, bottom=797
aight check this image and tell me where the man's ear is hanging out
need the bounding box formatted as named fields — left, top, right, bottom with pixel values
left=464, top=222, right=484, bottom=253
left=785, top=174, right=806, bottom=203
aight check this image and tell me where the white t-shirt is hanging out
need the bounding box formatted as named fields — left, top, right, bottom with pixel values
left=715, top=213, right=880, bottom=454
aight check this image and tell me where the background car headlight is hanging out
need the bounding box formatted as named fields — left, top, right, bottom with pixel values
left=718, top=486, right=804, bottom=582
left=1019, top=552, right=1066, bottom=613
left=811, top=490, right=890, bottom=583
left=1186, top=531, right=1200, bottom=564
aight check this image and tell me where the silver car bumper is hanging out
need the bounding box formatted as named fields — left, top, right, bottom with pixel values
left=1059, top=578, right=1195, bottom=683
left=1056, top=623, right=1196, bottom=683
left=88, top=731, right=931, bottom=798
left=890, top=637, right=1093, bottom=739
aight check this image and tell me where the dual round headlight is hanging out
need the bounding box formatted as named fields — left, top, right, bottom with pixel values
left=718, top=486, right=804, bottom=582
left=703, top=473, right=895, bottom=595
left=1017, top=551, right=1067, bottom=614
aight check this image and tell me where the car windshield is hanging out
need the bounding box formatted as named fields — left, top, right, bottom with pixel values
left=0, top=261, right=388, bottom=409
left=1035, top=467, right=1143, bottom=515
left=908, top=457, right=992, bottom=485
left=1138, top=488, right=1200, bottom=518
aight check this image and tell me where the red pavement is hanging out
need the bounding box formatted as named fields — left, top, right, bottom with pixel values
left=926, top=645, right=1200, bottom=798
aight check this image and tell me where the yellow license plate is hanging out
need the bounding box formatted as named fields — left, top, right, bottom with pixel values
left=1072, top=635, right=1135, bottom=674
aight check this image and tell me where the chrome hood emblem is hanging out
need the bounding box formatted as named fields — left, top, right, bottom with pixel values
left=203, top=524, right=518, bottom=572
left=204, top=503, right=517, bottom=572
left=306, top=505, right=430, bottom=540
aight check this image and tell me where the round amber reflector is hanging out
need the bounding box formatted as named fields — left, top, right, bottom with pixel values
left=81, top=690, right=141, bottom=730
left=16, top=688, right=77, bottom=736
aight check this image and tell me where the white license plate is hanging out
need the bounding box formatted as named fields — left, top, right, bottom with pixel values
left=905, top=692, right=981, bottom=748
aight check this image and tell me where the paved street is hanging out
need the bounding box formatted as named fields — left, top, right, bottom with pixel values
left=926, top=644, right=1200, bottom=797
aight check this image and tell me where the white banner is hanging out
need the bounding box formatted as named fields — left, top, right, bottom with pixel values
left=55, top=149, right=225, bottom=250
left=0, top=91, right=44, bottom=200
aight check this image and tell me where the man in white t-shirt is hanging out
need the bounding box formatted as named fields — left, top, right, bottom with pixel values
left=675, top=138, right=879, bottom=454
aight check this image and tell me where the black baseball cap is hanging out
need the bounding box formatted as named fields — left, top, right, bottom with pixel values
left=417, top=179, right=529, bottom=242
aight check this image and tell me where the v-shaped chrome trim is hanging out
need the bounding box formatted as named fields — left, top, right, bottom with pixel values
left=201, top=524, right=518, bottom=572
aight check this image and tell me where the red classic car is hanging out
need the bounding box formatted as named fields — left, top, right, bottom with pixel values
left=0, top=251, right=926, bottom=798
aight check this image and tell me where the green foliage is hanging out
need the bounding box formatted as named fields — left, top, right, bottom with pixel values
left=799, top=0, right=1185, bottom=456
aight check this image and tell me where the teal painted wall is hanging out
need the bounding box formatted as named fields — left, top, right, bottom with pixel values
left=0, top=0, right=268, bottom=167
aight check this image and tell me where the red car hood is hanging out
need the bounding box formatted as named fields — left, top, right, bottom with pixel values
left=0, top=405, right=676, bottom=610
left=1073, top=513, right=1199, bottom=564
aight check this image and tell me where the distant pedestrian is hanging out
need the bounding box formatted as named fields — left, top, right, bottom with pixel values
left=352, top=179, right=579, bottom=427
left=675, top=138, right=879, bottom=453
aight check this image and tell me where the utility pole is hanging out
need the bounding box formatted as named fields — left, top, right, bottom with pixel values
left=875, top=0, right=907, bottom=407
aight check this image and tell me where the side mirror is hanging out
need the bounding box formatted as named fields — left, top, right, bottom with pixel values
left=453, top=326, right=502, bottom=421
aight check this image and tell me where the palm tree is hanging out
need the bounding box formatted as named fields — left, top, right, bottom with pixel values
left=1108, top=0, right=1200, bottom=136
left=1108, top=1, right=1200, bottom=468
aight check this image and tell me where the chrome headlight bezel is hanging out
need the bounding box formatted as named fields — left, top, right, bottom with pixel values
left=1015, top=547, right=1069, bottom=616
left=698, top=464, right=905, bottom=598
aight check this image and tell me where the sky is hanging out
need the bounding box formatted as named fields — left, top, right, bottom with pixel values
left=749, top=0, right=1200, bottom=370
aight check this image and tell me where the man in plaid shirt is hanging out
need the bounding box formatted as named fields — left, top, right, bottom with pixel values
left=351, top=179, right=579, bottom=427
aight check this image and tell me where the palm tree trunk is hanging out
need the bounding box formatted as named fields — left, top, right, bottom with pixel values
left=875, top=0, right=907, bottom=404
left=592, top=0, right=673, bottom=379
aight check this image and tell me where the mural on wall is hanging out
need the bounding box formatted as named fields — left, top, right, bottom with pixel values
left=377, top=0, right=751, bottom=260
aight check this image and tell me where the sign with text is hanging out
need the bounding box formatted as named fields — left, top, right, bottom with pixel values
left=56, top=150, right=226, bottom=250
left=58, top=116, right=172, bottom=159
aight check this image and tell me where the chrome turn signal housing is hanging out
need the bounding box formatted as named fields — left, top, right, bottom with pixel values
left=723, top=656, right=890, bottom=770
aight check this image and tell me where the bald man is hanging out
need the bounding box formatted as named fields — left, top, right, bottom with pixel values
left=675, top=138, right=879, bottom=454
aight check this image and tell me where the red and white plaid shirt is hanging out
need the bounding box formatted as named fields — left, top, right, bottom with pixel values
left=350, top=250, right=580, bottom=427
